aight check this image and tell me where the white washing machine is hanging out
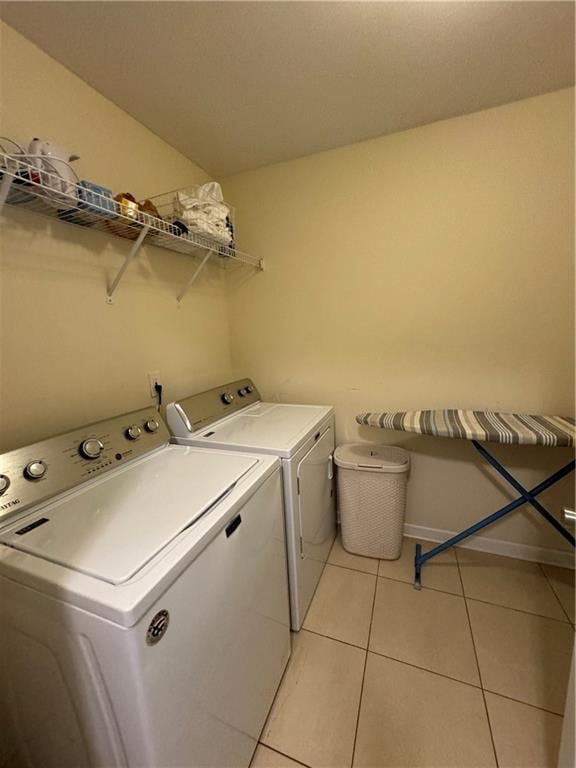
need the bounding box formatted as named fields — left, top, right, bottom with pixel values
left=166, top=379, right=336, bottom=630
left=0, top=407, right=290, bottom=768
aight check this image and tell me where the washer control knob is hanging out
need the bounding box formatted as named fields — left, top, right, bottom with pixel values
left=80, top=438, right=103, bottom=460
left=221, top=393, right=234, bottom=405
left=144, top=419, right=159, bottom=433
left=0, top=475, right=10, bottom=494
left=238, top=388, right=247, bottom=397
left=126, top=425, right=142, bottom=441
left=245, top=385, right=254, bottom=394
left=24, top=460, right=47, bottom=480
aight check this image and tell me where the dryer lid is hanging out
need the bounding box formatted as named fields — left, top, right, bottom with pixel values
left=0, top=446, right=257, bottom=584
left=190, top=402, right=332, bottom=455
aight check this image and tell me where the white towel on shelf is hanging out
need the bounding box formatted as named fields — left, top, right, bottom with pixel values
left=180, top=210, right=231, bottom=244
left=174, top=184, right=231, bottom=245
left=196, top=182, right=225, bottom=203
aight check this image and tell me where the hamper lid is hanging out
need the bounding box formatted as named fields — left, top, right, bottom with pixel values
left=334, top=443, right=409, bottom=473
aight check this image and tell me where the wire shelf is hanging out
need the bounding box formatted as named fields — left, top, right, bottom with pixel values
left=0, top=151, right=262, bottom=302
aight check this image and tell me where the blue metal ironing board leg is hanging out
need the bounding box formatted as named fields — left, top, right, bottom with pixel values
left=414, top=442, right=575, bottom=589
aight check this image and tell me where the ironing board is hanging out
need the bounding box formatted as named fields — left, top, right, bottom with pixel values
left=356, top=410, right=575, bottom=587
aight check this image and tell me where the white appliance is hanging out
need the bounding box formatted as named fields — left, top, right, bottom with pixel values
left=167, top=379, right=336, bottom=630
left=0, top=406, right=290, bottom=768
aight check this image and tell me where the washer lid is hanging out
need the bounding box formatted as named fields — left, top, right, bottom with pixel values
left=0, top=446, right=257, bottom=585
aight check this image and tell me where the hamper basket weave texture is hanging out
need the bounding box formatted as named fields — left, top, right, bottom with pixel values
left=335, top=444, right=409, bottom=560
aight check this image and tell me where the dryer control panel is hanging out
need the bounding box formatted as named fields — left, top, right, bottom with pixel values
left=169, top=378, right=261, bottom=434
left=0, top=407, right=170, bottom=525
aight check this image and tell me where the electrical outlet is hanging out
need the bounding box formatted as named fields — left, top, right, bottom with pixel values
left=148, top=371, right=161, bottom=399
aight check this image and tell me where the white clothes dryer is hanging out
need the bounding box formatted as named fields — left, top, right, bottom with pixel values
left=166, top=379, right=336, bottom=629
left=0, top=407, right=290, bottom=768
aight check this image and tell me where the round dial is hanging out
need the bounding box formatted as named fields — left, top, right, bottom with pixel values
left=80, top=438, right=104, bottom=460
left=126, top=425, right=142, bottom=441
left=144, top=419, right=159, bottom=433
left=221, top=392, right=234, bottom=405
left=0, top=475, right=10, bottom=495
left=245, top=385, right=254, bottom=394
left=24, top=460, right=47, bottom=480
left=238, top=388, right=247, bottom=397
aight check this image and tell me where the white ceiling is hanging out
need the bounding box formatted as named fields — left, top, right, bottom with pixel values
left=2, top=2, right=574, bottom=177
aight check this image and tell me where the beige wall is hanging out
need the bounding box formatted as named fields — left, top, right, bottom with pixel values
left=0, top=23, right=573, bottom=553
left=222, top=88, right=575, bottom=553
left=1, top=19, right=572, bottom=768
left=0, top=23, right=234, bottom=452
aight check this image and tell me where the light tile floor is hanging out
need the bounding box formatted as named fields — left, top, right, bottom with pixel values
left=254, top=535, right=575, bottom=768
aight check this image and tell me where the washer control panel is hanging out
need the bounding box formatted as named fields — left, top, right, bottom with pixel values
left=170, top=378, right=261, bottom=434
left=0, top=408, right=169, bottom=525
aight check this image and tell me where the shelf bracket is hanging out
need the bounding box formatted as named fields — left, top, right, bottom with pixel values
left=176, top=249, right=214, bottom=304
left=0, top=174, right=14, bottom=213
left=106, top=224, right=150, bottom=304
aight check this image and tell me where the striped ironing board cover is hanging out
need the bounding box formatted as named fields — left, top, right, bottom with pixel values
left=356, top=410, right=575, bottom=448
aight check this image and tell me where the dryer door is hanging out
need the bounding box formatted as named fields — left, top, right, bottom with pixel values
left=296, top=427, right=336, bottom=618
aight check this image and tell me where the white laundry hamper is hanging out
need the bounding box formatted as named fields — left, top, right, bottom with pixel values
left=334, top=443, right=410, bottom=560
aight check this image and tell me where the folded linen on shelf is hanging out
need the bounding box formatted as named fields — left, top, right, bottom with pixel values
left=174, top=183, right=232, bottom=245
left=181, top=210, right=231, bottom=244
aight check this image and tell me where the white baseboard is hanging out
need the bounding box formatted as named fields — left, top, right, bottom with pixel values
left=404, top=523, right=575, bottom=569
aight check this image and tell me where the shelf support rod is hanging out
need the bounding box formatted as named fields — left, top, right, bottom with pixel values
left=176, top=249, right=214, bottom=304
left=106, top=224, right=150, bottom=304
left=0, top=174, right=14, bottom=213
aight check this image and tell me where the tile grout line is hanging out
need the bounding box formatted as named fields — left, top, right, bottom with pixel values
left=259, top=548, right=372, bottom=768
left=303, top=624, right=489, bottom=694
left=368, top=645, right=569, bottom=715
left=302, top=626, right=567, bottom=718
left=265, top=545, right=567, bottom=768
left=537, top=561, right=574, bottom=624
left=463, top=593, right=572, bottom=625
left=375, top=562, right=570, bottom=624
left=367, top=647, right=482, bottom=691
left=328, top=557, right=378, bottom=578
left=331, top=557, right=462, bottom=597
left=256, top=631, right=300, bottom=759
left=480, top=688, right=566, bottom=718
left=376, top=570, right=461, bottom=598
left=454, top=547, right=572, bottom=623
left=301, top=626, right=369, bottom=653
left=456, top=552, right=500, bottom=768
left=349, top=572, right=378, bottom=768
left=255, top=744, right=313, bottom=768
left=456, top=545, right=575, bottom=625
